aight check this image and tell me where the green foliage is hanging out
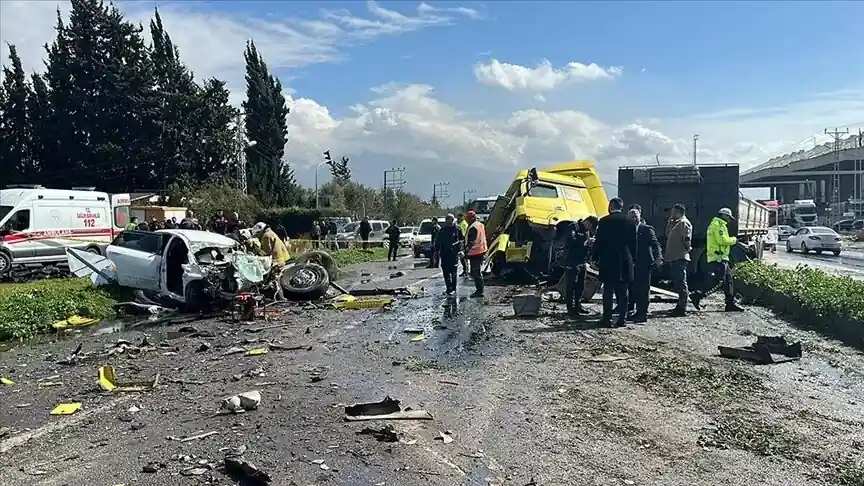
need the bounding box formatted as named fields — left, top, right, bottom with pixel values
left=734, top=261, right=864, bottom=320
left=257, top=207, right=350, bottom=236
left=0, top=279, right=117, bottom=341
left=331, top=248, right=388, bottom=267
left=174, top=182, right=261, bottom=223
left=324, top=150, right=351, bottom=182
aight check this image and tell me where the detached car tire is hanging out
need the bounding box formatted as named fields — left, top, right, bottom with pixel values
left=294, top=250, right=338, bottom=280
left=280, top=263, right=330, bottom=300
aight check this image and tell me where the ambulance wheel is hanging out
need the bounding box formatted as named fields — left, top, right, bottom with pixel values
left=85, top=245, right=102, bottom=255
left=0, top=251, right=10, bottom=276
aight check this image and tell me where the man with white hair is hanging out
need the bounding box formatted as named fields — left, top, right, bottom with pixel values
left=434, top=213, right=465, bottom=295
left=626, top=205, right=663, bottom=323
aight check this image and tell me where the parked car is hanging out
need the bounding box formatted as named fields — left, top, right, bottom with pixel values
left=833, top=219, right=855, bottom=232
left=413, top=217, right=447, bottom=258
left=785, top=226, right=842, bottom=256
left=770, top=225, right=794, bottom=240
left=399, top=226, right=417, bottom=247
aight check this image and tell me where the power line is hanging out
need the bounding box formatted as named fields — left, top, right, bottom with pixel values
left=383, top=167, right=406, bottom=208
left=432, top=181, right=450, bottom=205
left=463, top=189, right=476, bottom=205
left=825, top=127, right=849, bottom=212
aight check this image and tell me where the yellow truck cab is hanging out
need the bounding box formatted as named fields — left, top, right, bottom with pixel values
left=483, top=161, right=609, bottom=280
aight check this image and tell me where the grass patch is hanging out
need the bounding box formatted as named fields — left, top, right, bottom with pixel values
left=635, top=355, right=764, bottom=399
left=331, top=248, right=389, bottom=267
left=702, top=407, right=800, bottom=458
left=0, top=278, right=117, bottom=341
left=405, top=358, right=441, bottom=373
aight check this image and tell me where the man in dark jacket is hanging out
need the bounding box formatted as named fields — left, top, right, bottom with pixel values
left=426, top=217, right=441, bottom=268
left=435, top=214, right=464, bottom=295
left=626, top=207, right=663, bottom=323
left=564, top=216, right=599, bottom=316
left=385, top=220, right=401, bottom=261
left=592, top=198, right=637, bottom=327
left=358, top=217, right=372, bottom=249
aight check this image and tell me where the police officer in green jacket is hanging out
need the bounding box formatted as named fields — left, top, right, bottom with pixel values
left=124, top=217, right=139, bottom=231
left=691, top=207, right=744, bottom=312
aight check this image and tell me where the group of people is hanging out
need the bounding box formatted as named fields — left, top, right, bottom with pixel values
left=125, top=210, right=205, bottom=232
left=309, top=219, right=341, bottom=249
left=564, top=197, right=744, bottom=328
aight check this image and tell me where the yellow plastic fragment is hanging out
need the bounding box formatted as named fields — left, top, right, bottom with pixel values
left=50, top=403, right=81, bottom=415
left=410, top=333, right=426, bottom=342
left=98, top=365, right=159, bottom=392
left=330, top=294, right=357, bottom=303
left=245, top=347, right=268, bottom=356
left=1, top=377, right=14, bottom=386
left=52, top=315, right=99, bottom=330
left=332, top=297, right=394, bottom=310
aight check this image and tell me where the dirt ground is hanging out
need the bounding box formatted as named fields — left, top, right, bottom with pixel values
left=1, top=255, right=863, bottom=486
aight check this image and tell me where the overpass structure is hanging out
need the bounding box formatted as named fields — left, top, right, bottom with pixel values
left=740, top=132, right=864, bottom=218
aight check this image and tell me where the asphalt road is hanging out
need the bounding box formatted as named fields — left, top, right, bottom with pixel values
left=764, top=242, right=864, bottom=280
left=1, top=253, right=862, bottom=485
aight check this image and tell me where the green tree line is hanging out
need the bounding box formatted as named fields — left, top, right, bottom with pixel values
left=0, top=0, right=445, bottom=223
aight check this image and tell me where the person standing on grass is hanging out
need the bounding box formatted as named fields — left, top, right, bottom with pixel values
left=435, top=214, right=464, bottom=296
left=359, top=217, right=372, bottom=250
left=386, top=220, right=401, bottom=261
left=665, top=203, right=693, bottom=316
left=464, top=211, right=487, bottom=298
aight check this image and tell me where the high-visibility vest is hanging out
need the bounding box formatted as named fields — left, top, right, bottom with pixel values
left=467, top=221, right=487, bottom=256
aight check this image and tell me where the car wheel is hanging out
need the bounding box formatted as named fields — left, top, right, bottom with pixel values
left=0, top=251, right=11, bottom=276
left=293, top=250, right=338, bottom=280
left=801, top=242, right=809, bottom=253
left=86, top=245, right=102, bottom=255
left=281, top=263, right=330, bottom=300
left=183, top=281, right=210, bottom=313
left=785, top=241, right=793, bottom=253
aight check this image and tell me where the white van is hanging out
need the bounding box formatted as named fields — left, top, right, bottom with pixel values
left=0, top=185, right=130, bottom=274
left=355, top=220, right=391, bottom=242
left=413, top=217, right=448, bottom=258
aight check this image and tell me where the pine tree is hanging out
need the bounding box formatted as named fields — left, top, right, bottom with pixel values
left=0, top=44, right=35, bottom=183
left=242, top=40, right=299, bottom=206
left=27, top=73, right=54, bottom=177
left=324, top=150, right=351, bottom=182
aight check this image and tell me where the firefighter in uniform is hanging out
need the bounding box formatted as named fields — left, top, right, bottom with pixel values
left=251, top=222, right=291, bottom=300
left=464, top=211, right=487, bottom=298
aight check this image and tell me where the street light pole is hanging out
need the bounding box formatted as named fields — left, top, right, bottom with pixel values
left=315, top=160, right=328, bottom=209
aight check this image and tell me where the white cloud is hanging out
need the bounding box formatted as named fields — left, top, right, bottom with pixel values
left=474, top=59, right=623, bottom=93
left=2, top=0, right=863, bottom=200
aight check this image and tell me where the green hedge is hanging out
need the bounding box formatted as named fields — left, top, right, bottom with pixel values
left=257, top=207, right=350, bottom=237
left=0, top=279, right=117, bottom=341
left=331, top=248, right=389, bottom=267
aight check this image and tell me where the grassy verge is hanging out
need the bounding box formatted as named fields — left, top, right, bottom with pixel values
left=0, top=279, right=118, bottom=341
left=331, top=247, right=389, bottom=267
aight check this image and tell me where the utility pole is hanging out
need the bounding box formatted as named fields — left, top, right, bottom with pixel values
left=463, top=189, right=476, bottom=205
left=825, top=128, right=849, bottom=214
left=432, top=182, right=450, bottom=206
left=692, top=134, right=699, bottom=166
left=383, top=167, right=406, bottom=208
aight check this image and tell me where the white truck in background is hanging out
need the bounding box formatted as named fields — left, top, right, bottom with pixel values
left=779, top=199, right=818, bottom=227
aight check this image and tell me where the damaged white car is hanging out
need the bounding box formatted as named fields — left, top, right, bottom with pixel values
left=67, top=229, right=333, bottom=308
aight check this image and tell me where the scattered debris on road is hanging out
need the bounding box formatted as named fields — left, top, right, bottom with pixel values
left=718, top=335, right=802, bottom=364
left=98, top=365, right=160, bottom=392
left=221, top=390, right=262, bottom=413
left=357, top=425, right=399, bottom=442
left=167, top=431, right=219, bottom=442
left=49, top=403, right=81, bottom=416
left=435, top=431, right=455, bottom=444
left=512, top=293, right=542, bottom=317
left=224, top=453, right=272, bottom=484
left=344, top=396, right=434, bottom=421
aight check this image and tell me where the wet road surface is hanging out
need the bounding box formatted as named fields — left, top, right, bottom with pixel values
left=1, top=254, right=863, bottom=485
left=764, top=244, right=864, bottom=280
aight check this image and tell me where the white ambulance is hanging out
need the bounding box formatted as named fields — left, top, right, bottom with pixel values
left=0, top=185, right=131, bottom=275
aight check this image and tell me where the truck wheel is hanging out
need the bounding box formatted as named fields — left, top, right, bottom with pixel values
left=281, top=263, right=330, bottom=300
left=294, top=250, right=338, bottom=280
left=0, top=251, right=11, bottom=276
left=86, top=245, right=102, bottom=255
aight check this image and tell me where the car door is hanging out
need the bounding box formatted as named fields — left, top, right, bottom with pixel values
left=370, top=222, right=383, bottom=240
left=790, top=228, right=808, bottom=249
left=2, top=207, right=35, bottom=263
left=105, top=231, right=166, bottom=290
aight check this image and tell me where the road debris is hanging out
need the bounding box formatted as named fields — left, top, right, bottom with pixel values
left=435, top=430, right=455, bottom=444
left=586, top=354, right=633, bottom=363
left=718, top=335, right=802, bottom=364
left=512, top=293, right=542, bottom=317
left=1, top=377, right=14, bottom=386
left=390, top=271, right=405, bottom=278
left=356, top=425, right=399, bottom=442
left=167, top=431, right=219, bottom=442
left=50, top=403, right=81, bottom=416
left=344, top=396, right=434, bottom=421
left=98, top=365, right=160, bottom=392
left=221, top=390, right=261, bottom=413
left=224, top=454, right=272, bottom=484
left=57, top=343, right=84, bottom=365
left=52, top=314, right=99, bottom=330
left=245, top=347, right=268, bottom=356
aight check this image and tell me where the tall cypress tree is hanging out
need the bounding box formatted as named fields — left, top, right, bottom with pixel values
left=27, top=73, right=54, bottom=177
left=0, top=44, right=35, bottom=183
left=243, top=40, right=298, bottom=206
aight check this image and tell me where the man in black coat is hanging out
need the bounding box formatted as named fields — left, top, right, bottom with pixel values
left=592, top=197, right=637, bottom=327
left=564, top=216, right=599, bottom=316
left=434, top=214, right=464, bottom=295
left=626, top=206, right=663, bottom=323
left=426, top=218, right=441, bottom=268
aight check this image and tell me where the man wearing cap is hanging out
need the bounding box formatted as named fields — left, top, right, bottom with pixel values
left=464, top=211, right=487, bottom=298
left=691, top=207, right=744, bottom=312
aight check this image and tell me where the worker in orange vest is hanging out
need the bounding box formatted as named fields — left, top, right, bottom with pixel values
left=464, top=210, right=487, bottom=298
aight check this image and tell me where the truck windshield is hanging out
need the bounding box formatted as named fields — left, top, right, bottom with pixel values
left=418, top=221, right=437, bottom=235
left=0, top=206, right=12, bottom=221
left=793, top=207, right=817, bottom=216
